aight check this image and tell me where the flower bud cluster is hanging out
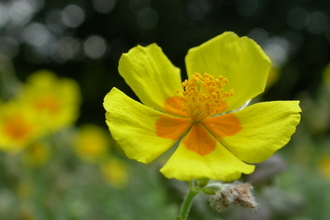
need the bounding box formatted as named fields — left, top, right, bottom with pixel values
left=210, top=182, right=257, bottom=212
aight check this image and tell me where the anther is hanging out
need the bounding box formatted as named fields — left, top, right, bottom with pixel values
left=177, top=73, right=234, bottom=121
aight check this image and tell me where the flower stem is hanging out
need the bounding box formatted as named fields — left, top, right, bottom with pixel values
left=177, top=181, right=198, bottom=220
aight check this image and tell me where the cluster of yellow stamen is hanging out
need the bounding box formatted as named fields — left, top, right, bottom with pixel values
left=177, top=73, right=234, bottom=122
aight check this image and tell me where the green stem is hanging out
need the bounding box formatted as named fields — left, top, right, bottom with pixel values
left=177, top=181, right=198, bottom=220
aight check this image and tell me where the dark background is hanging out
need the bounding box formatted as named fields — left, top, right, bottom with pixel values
left=1, top=0, right=329, bottom=127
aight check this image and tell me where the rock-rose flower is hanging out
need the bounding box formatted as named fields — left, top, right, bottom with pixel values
left=21, top=70, right=81, bottom=132
left=103, top=32, right=301, bottom=181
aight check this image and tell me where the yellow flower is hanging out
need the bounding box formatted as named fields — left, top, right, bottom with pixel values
left=319, top=156, right=330, bottom=179
left=103, top=32, right=301, bottom=181
left=22, top=140, right=52, bottom=167
left=74, top=124, right=110, bottom=163
left=101, top=157, right=129, bottom=188
left=20, top=70, right=81, bottom=131
left=0, top=100, right=41, bottom=152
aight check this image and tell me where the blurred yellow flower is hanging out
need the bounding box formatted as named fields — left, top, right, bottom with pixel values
left=0, top=100, right=41, bottom=152
left=20, top=70, right=81, bottom=132
left=74, top=124, right=109, bottom=163
left=101, top=157, right=129, bottom=189
left=319, top=156, right=330, bottom=179
left=22, top=141, right=52, bottom=167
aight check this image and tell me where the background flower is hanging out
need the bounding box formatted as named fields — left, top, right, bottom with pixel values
left=0, top=100, right=42, bottom=152
left=20, top=70, right=81, bottom=132
left=73, top=124, right=110, bottom=163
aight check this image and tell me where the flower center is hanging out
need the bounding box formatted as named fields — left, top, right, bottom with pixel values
left=34, top=94, right=60, bottom=115
left=177, top=73, right=234, bottom=122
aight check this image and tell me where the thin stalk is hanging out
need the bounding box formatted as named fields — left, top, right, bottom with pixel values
left=177, top=181, right=198, bottom=220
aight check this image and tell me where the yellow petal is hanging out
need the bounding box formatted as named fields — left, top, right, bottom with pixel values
left=185, top=32, right=271, bottom=112
left=118, top=44, right=182, bottom=111
left=205, top=101, right=301, bottom=164
left=103, top=88, right=190, bottom=164
left=160, top=124, right=255, bottom=181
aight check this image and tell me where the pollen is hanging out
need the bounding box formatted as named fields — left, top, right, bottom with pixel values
left=179, top=73, right=234, bottom=122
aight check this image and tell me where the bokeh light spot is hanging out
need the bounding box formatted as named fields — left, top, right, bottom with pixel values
left=46, top=10, right=66, bottom=33
left=287, top=8, right=309, bottom=30
left=92, top=0, right=116, bottom=14
left=26, top=0, right=45, bottom=12
left=137, top=7, right=159, bottom=30
left=23, top=22, right=53, bottom=47
left=307, top=12, right=328, bottom=34
left=264, top=37, right=290, bottom=66
left=236, top=0, right=258, bottom=16
left=4, top=24, right=24, bottom=43
left=56, top=36, right=81, bottom=61
left=129, top=0, right=151, bottom=14
left=8, top=0, right=34, bottom=25
left=0, top=3, right=9, bottom=28
left=83, top=35, right=107, bottom=59
left=248, top=28, right=269, bottom=45
left=186, top=0, right=211, bottom=20
left=62, top=5, right=85, bottom=28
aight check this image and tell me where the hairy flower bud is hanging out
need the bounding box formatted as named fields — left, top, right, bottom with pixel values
left=209, top=191, right=230, bottom=212
left=232, top=183, right=257, bottom=209
left=210, top=182, right=258, bottom=212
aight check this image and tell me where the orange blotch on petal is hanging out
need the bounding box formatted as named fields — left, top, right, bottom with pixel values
left=3, top=114, right=33, bottom=141
left=202, top=113, right=242, bottom=138
left=155, top=114, right=192, bottom=140
left=163, top=96, right=188, bottom=117
left=182, top=123, right=217, bottom=156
